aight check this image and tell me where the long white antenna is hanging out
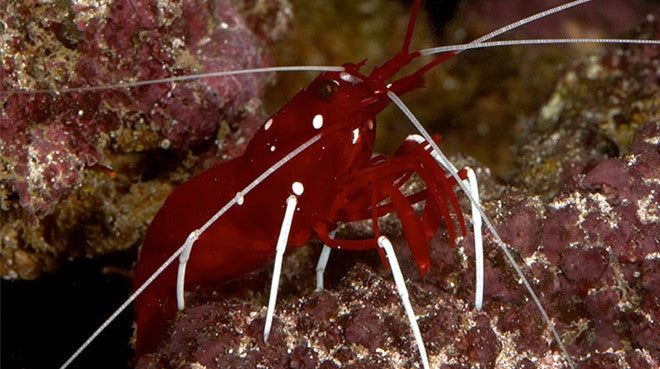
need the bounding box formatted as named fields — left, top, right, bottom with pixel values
left=1, top=66, right=345, bottom=95
left=467, top=0, right=592, bottom=46
left=421, top=38, right=660, bottom=55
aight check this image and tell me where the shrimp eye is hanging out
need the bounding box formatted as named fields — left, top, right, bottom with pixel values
left=317, top=79, right=338, bottom=100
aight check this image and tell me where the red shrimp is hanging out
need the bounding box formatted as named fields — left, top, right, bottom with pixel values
left=3, top=1, right=658, bottom=369
left=131, top=2, right=467, bottom=358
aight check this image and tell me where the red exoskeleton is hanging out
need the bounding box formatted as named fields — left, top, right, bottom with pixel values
left=127, top=1, right=658, bottom=368
left=130, top=1, right=482, bottom=365
left=3, top=0, right=658, bottom=368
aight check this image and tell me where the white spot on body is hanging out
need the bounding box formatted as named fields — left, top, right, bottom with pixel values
left=264, top=118, right=273, bottom=130
left=352, top=128, right=360, bottom=144
left=339, top=71, right=362, bottom=84
left=312, top=114, right=323, bottom=129
left=292, top=182, right=304, bottom=196
left=270, top=145, right=276, bottom=152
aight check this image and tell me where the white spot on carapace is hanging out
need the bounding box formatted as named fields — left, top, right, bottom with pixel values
left=264, top=118, right=273, bottom=131
left=220, top=22, right=229, bottom=29
left=270, top=145, right=276, bottom=152
left=366, top=120, right=374, bottom=130
left=312, top=114, right=323, bottom=129
left=339, top=71, right=363, bottom=84
left=352, top=128, right=360, bottom=144
left=292, top=181, right=304, bottom=196
left=235, top=192, right=245, bottom=205
left=386, top=83, right=392, bottom=88
left=77, top=110, right=84, bottom=117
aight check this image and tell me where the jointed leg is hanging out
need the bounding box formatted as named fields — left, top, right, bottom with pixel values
left=378, top=236, right=429, bottom=369
left=462, top=167, right=483, bottom=310
left=177, top=233, right=194, bottom=310
left=180, top=193, right=302, bottom=342
left=316, top=245, right=332, bottom=291
left=263, top=194, right=299, bottom=343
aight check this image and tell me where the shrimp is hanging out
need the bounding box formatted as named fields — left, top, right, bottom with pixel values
left=2, top=0, right=656, bottom=368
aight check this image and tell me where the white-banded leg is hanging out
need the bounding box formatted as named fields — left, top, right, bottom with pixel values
left=263, top=194, right=299, bottom=342
left=315, top=245, right=332, bottom=291
left=462, top=167, right=483, bottom=310
left=377, top=236, right=429, bottom=369
left=176, top=233, right=194, bottom=310
left=315, top=228, right=336, bottom=291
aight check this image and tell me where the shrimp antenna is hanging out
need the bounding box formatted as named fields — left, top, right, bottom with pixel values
left=411, top=0, right=597, bottom=78
left=1, top=66, right=344, bottom=95
left=373, top=0, right=599, bottom=97
left=421, top=37, right=660, bottom=55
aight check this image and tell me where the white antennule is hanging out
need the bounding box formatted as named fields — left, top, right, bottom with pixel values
left=1, top=66, right=345, bottom=96
left=468, top=0, right=592, bottom=45
left=57, top=135, right=321, bottom=369
left=420, top=38, right=660, bottom=56
left=415, top=0, right=657, bottom=57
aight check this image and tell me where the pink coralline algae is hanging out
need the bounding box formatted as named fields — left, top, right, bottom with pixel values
left=134, top=21, right=658, bottom=369
left=518, top=121, right=659, bottom=366
left=1, top=0, right=292, bottom=278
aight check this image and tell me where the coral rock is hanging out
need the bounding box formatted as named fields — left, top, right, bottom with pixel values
left=1, top=0, right=292, bottom=279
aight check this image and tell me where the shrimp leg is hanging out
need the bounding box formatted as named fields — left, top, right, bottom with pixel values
left=315, top=243, right=333, bottom=291
left=177, top=236, right=194, bottom=310
left=264, top=194, right=300, bottom=343
left=378, top=236, right=429, bottom=369
left=462, top=167, right=483, bottom=310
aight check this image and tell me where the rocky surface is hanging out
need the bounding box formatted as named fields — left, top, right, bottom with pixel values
left=1, top=0, right=292, bottom=279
